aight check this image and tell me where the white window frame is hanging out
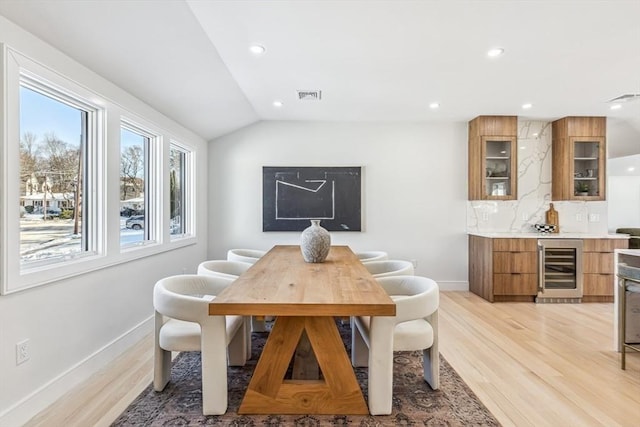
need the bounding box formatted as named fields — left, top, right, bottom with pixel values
left=119, top=120, right=162, bottom=251
left=1, top=46, right=106, bottom=294
left=169, top=140, right=195, bottom=240
left=1, top=45, right=199, bottom=295
left=18, top=78, right=99, bottom=264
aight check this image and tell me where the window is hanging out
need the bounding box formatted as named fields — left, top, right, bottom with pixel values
left=18, top=80, right=95, bottom=267
left=169, top=143, right=192, bottom=237
left=2, top=46, right=197, bottom=294
left=120, top=123, right=159, bottom=248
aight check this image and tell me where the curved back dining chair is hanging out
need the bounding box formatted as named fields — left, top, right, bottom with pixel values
left=154, top=274, right=247, bottom=415
left=197, top=260, right=252, bottom=279
left=198, top=258, right=267, bottom=335
left=351, top=275, right=439, bottom=415
left=196, top=259, right=254, bottom=355
left=355, top=251, right=389, bottom=263
left=227, top=248, right=266, bottom=265
left=363, top=259, right=414, bottom=278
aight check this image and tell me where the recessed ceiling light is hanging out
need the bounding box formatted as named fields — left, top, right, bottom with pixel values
left=487, top=47, right=504, bottom=57
left=272, top=100, right=283, bottom=107
left=429, top=102, right=440, bottom=109
left=629, top=167, right=636, bottom=172
left=249, top=44, right=265, bottom=54
left=522, top=103, right=533, bottom=109
left=610, top=104, right=622, bottom=110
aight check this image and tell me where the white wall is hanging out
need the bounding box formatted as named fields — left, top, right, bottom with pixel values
left=608, top=154, right=640, bottom=231
left=608, top=176, right=640, bottom=230
left=0, top=16, right=208, bottom=426
left=208, top=120, right=469, bottom=289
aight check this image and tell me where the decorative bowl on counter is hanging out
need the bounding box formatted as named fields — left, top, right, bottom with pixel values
left=534, top=223, right=557, bottom=233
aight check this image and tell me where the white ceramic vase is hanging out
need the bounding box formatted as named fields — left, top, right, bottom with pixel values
left=300, top=219, right=331, bottom=263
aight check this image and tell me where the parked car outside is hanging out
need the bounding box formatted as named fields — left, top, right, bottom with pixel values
left=120, top=207, right=144, bottom=217
left=33, top=206, right=62, bottom=217
left=125, top=215, right=144, bottom=230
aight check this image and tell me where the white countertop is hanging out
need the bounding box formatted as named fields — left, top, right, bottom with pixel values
left=468, top=232, right=630, bottom=239
left=615, top=248, right=640, bottom=256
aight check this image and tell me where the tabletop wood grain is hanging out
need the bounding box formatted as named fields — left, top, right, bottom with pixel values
left=209, top=245, right=395, bottom=317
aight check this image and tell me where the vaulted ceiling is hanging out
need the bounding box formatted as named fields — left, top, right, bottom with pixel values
left=1, top=0, right=638, bottom=157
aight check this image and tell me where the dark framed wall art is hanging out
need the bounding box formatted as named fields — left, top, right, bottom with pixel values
left=262, top=166, right=362, bottom=232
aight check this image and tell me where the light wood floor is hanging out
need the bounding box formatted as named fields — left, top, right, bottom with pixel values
left=24, top=291, right=640, bottom=427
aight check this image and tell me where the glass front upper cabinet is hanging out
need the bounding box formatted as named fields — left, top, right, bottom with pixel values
left=483, top=137, right=515, bottom=198
left=573, top=138, right=605, bottom=198
left=468, top=116, right=517, bottom=200
left=551, top=117, right=606, bottom=201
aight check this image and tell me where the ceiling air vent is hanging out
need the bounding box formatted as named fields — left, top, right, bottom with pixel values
left=608, top=94, right=640, bottom=103
left=297, top=90, right=322, bottom=101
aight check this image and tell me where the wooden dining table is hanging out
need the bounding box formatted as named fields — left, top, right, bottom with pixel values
left=208, top=244, right=396, bottom=415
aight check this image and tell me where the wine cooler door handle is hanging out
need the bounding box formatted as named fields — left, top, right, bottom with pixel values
left=538, top=243, right=544, bottom=293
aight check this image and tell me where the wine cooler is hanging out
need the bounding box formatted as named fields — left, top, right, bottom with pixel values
left=537, top=239, right=583, bottom=303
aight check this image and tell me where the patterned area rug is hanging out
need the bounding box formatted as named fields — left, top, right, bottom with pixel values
left=112, top=321, right=500, bottom=426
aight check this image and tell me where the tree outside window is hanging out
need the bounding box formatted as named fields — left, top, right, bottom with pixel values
left=19, top=84, right=87, bottom=265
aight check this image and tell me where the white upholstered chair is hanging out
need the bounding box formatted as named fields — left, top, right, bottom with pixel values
left=363, top=259, right=414, bottom=278
left=198, top=257, right=268, bottom=333
left=351, top=275, right=439, bottom=415
left=355, top=251, right=389, bottom=263
left=197, top=259, right=255, bottom=354
left=153, top=274, right=247, bottom=415
left=227, top=248, right=266, bottom=264
left=226, top=249, right=271, bottom=331
left=197, top=259, right=252, bottom=279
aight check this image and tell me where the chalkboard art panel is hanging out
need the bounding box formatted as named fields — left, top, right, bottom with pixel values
left=263, top=166, right=361, bottom=232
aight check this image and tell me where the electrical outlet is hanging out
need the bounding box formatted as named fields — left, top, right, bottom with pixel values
left=16, top=339, right=30, bottom=365
left=589, top=213, right=600, bottom=223
left=521, top=212, right=528, bottom=221
left=575, top=213, right=582, bottom=222
left=482, top=212, right=489, bottom=221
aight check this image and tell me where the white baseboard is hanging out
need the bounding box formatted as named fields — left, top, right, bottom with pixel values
left=437, top=280, right=469, bottom=291
left=0, top=315, right=153, bottom=427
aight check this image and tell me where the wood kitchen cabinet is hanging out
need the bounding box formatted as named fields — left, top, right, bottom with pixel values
left=468, top=115, right=518, bottom=200
left=582, top=238, right=628, bottom=302
left=469, top=235, right=628, bottom=303
left=469, top=235, right=537, bottom=302
left=551, top=116, right=606, bottom=201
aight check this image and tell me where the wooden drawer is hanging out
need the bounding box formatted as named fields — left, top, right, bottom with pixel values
left=493, top=238, right=537, bottom=252
left=583, top=252, right=614, bottom=274
left=494, top=273, right=538, bottom=295
left=493, top=251, right=537, bottom=273
left=583, top=273, right=614, bottom=296
left=582, top=238, right=628, bottom=252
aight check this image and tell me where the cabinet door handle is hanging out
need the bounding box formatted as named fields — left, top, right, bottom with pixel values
left=538, top=243, right=544, bottom=293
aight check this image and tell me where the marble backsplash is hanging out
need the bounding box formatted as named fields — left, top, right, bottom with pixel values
left=467, top=120, right=609, bottom=235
